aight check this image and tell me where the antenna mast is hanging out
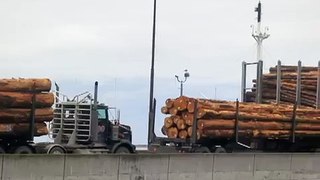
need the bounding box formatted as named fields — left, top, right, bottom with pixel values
left=252, top=1, right=269, bottom=61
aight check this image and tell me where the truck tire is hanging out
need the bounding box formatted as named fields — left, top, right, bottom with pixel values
left=214, top=147, right=227, bottom=153
left=194, top=147, right=211, bottom=153
left=0, top=147, right=5, bottom=154
left=14, top=146, right=33, bottom=154
left=48, top=147, right=65, bottom=154
left=115, top=146, right=130, bottom=154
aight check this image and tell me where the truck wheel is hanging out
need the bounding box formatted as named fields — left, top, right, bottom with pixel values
left=194, top=147, right=211, bottom=153
left=214, top=147, right=227, bottom=153
left=115, top=146, right=130, bottom=154
left=0, top=147, right=6, bottom=154
left=14, top=146, right=33, bottom=154
left=48, top=147, right=65, bottom=154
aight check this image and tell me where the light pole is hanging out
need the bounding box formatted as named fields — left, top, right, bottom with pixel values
left=148, top=0, right=157, bottom=145
left=175, top=70, right=190, bottom=96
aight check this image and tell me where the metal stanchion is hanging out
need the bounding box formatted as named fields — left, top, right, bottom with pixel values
left=295, top=61, right=302, bottom=107
left=241, top=61, right=247, bottom=102
left=276, top=60, right=282, bottom=104
left=256, top=60, right=263, bottom=103
left=316, top=61, right=320, bottom=109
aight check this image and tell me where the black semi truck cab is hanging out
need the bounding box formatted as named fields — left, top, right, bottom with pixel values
left=44, top=81, right=135, bottom=154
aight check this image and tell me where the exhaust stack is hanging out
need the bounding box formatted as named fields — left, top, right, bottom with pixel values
left=91, top=81, right=99, bottom=142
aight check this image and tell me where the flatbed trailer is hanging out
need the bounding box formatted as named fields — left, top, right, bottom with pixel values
left=148, top=98, right=320, bottom=153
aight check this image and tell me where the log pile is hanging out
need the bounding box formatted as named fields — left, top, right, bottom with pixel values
left=161, top=96, right=320, bottom=140
left=245, top=65, right=319, bottom=107
left=0, top=78, right=53, bottom=136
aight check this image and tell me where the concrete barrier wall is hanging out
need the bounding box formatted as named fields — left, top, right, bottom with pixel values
left=0, top=153, right=320, bottom=180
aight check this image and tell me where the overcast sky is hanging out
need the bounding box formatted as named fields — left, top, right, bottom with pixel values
left=0, top=0, right=319, bottom=144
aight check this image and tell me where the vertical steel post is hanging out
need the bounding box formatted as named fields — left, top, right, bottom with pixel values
left=91, top=81, right=99, bottom=142
left=255, top=62, right=260, bottom=103
left=317, top=61, right=320, bottom=109
left=191, top=100, right=198, bottom=144
left=235, top=99, right=240, bottom=143
left=148, top=0, right=157, bottom=144
left=150, top=99, right=156, bottom=143
left=149, top=0, right=157, bottom=114
left=241, top=61, right=247, bottom=102
left=256, top=60, right=263, bottom=103
left=276, top=60, right=282, bottom=104
left=29, top=89, right=35, bottom=141
left=259, top=60, right=263, bottom=103
left=180, top=82, right=183, bottom=96
left=296, top=61, right=302, bottom=107
left=291, top=102, right=297, bottom=143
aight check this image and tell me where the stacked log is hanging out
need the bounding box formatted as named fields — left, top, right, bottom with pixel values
left=161, top=96, right=320, bottom=140
left=245, top=65, right=319, bottom=107
left=0, top=78, right=53, bottom=136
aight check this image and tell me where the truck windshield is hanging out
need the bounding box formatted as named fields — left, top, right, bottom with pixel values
left=97, top=109, right=107, bottom=120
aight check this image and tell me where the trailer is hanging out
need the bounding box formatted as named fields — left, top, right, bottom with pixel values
left=148, top=98, right=243, bottom=153
left=147, top=60, right=320, bottom=153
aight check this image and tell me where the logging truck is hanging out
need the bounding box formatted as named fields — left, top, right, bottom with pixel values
left=42, top=81, right=135, bottom=154
left=155, top=96, right=320, bottom=153
left=0, top=80, right=135, bottom=154
left=145, top=0, right=320, bottom=153
left=147, top=61, right=320, bottom=153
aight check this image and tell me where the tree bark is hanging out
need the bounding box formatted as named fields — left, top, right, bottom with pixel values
left=176, top=118, right=186, bottom=130
left=182, top=112, right=194, bottom=126
left=178, top=130, right=188, bottom=139
left=161, top=126, right=167, bottom=136
left=161, top=106, right=169, bottom=114
left=0, top=78, right=51, bottom=92
left=0, top=92, right=54, bottom=108
left=164, top=117, right=174, bottom=129
left=0, top=123, right=48, bottom=136
left=0, top=108, right=53, bottom=123
left=173, top=96, right=188, bottom=111
left=165, top=99, right=174, bottom=108
left=167, top=127, right=178, bottom=138
left=201, top=129, right=320, bottom=138
left=247, top=65, right=320, bottom=108
left=169, top=107, right=179, bottom=116
left=187, top=126, right=201, bottom=140
left=197, top=119, right=320, bottom=130
left=269, top=65, right=317, bottom=73
left=172, top=116, right=180, bottom=124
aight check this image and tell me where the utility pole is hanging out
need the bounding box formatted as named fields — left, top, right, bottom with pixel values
left=148, top=0, right=157, bottom=144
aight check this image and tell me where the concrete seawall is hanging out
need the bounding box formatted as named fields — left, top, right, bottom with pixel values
left=0, top=153, right=319, bottom=180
